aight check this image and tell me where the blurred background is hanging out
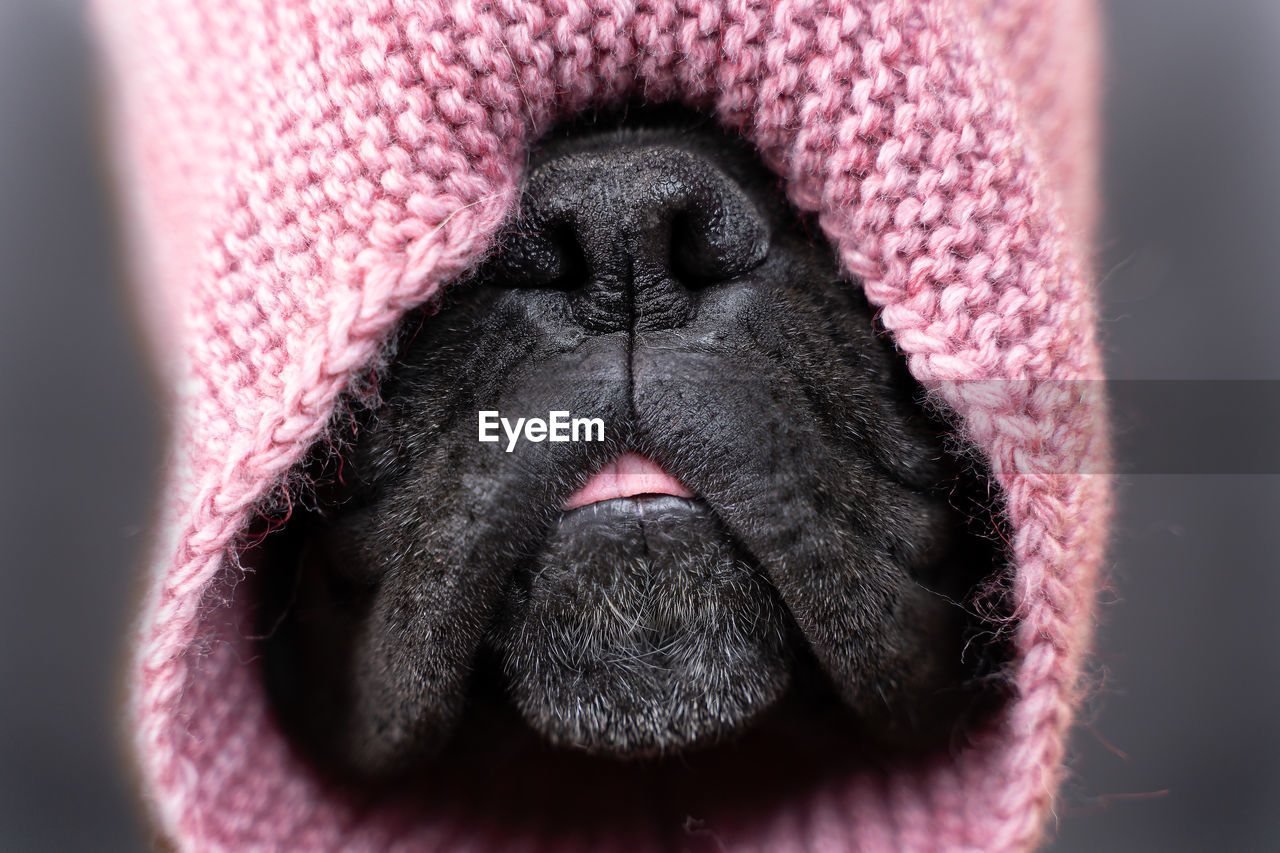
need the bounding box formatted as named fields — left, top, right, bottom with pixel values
left=1, top=0, right=1277, bottom=849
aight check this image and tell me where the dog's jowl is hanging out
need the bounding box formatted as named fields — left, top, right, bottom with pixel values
left=258, top=110, right=1009, bottom=782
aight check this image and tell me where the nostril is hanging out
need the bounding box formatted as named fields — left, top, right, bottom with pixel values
left=493, top=219, right=587, bottom=291
left=669, top=202, right=769, bottom=287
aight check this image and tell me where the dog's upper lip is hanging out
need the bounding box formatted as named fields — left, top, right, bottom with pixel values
left=563, top=452, right=695, bottom=509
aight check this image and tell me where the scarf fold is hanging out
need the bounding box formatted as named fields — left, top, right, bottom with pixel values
left=91, top=0, right=1109, bottom=849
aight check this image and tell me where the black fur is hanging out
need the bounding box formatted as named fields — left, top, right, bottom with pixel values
left=258, top=108, right=1008, bottom=780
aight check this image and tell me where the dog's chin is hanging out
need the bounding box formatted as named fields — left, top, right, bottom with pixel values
left=253, top=499, right=998, bottom=849
left=389, top=646, right=903, bottom=845
left=491, top=493, right=793, bottom=757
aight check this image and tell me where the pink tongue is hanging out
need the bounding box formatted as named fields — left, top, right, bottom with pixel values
left=564, top=452, right=695, bottom=510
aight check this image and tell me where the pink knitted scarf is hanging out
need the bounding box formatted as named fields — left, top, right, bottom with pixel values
left=91, top=0, right=1109, bottom=849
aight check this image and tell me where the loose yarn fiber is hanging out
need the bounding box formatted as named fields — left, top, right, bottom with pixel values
left=91, top=0, right=1110, bottom=850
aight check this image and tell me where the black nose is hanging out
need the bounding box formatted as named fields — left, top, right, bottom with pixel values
left=497, top=144, right=770, bottom=333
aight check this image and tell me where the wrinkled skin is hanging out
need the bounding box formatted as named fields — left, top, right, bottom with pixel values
left=260, top=109, right=1007, bottom=779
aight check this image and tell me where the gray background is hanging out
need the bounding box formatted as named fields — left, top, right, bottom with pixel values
left=1, top=0, right=1276, bottom=849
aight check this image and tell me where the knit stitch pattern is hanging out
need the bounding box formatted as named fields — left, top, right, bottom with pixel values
left=90, top=0, right=1109, bottom=850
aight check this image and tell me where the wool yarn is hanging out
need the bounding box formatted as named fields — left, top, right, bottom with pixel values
left=90, top=0, right=1110, bottom=850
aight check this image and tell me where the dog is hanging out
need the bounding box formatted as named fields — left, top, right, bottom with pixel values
left=257, top=107, right=1008, bottom=786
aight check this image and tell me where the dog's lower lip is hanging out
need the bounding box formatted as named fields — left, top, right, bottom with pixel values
left=563, top=452, right=695, bottom=509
